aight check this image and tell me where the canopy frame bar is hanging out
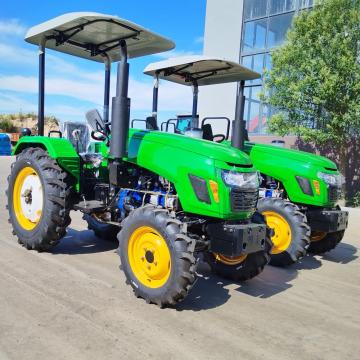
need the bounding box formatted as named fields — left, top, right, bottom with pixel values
left=162, top=63, right=233, bottom=84
left=46, top=18, right=141, bottom=58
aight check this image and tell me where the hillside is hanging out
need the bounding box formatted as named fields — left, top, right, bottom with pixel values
left=0, top=113, right=59, bottom=134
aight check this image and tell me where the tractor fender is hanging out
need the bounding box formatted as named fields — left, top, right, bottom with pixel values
left=12, top=136, right=80, bottom=183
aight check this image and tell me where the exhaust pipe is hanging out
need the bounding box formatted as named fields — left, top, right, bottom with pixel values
left=109, top=40, right=130, bottom=160
left=231, top=80, right=245, bottom=151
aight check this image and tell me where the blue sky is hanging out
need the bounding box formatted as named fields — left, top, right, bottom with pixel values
left=0, top=0, right=206, bottom=124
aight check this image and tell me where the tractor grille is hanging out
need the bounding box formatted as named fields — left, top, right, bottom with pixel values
left=230, top=189, right=258, bottom=212
left=328, top=185, right=340, bottom=202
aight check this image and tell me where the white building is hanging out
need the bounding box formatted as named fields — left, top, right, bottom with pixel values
left=199, top=0, right=313, bottom=144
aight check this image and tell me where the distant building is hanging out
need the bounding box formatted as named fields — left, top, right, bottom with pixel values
left=199, top=0, right=313, bottom=145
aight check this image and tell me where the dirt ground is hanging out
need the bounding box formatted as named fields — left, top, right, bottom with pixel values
left=0, top=156, right=359, bottom=360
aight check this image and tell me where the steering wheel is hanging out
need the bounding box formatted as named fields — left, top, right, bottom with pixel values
left=213, top=134, right=226, bottom=143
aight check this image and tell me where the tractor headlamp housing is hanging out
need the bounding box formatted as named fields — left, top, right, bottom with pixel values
left=317, top=172, right=344, bottom=188
left=221, top=170, right=259, bottom=189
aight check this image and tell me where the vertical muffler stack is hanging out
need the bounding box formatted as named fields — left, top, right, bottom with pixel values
left=109, top=40, right=130, bottom=185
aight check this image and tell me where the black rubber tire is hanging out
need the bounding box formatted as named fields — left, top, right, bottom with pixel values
left=84, top=214, right=119, bottom=242
left=308, top=230, right=345, bottom=254
left=6, top=147, right=73, bottom=251
left=257, top=198, right=310, bottom=267
left=118, top=205, right=197, bottom=307
left=205, top=212, right=273, bottom=281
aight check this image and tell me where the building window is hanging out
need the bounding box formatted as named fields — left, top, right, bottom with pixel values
left=240, top=0, right=312, bottom=135
left=269, top=0, right=296, bottom=15
left=243, top=19, right=267, bottom=53
left=244, top=0, right=268, bottom=21
left=268, top=12, right=294, bottom=48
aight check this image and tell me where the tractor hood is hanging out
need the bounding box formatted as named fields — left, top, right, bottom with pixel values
left=245, top=142, right=337, bottom=171
left=129, top=130, right=252, bottom=166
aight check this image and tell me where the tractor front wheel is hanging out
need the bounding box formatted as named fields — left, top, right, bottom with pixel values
left=7, top=147, right=72, bottom=251
left=118, top=205, right=197, bottom=307
left=308, top=230, right=345, bottom=254
left=258, top=198, right=310, bottom=267
left=205, top=212, right=272, bottom=281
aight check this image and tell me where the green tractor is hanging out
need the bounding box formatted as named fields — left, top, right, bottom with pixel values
left=143, top=56, right=349, bottom=267
left=7, top=13, right=273, bottom=307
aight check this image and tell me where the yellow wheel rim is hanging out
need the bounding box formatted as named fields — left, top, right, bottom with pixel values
left=263, top=211, right=292, bottom=255
left=128, top=226, right=171, bottom=288
left=214, top=253, right=247, bottom=265
left=13, top=166, right=43, bottom=231
left=311, top=231, right=327, bottom=242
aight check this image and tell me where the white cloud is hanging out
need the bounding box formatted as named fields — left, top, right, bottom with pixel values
left=0, top=93, right=36, bottom=113
left=194, top=36, right=204, bottom=44
left=0, top=19, right=26, bottom=36
left=0, top=18, right=193, bottom=119
left=0, top=73, right=192, bottom=114
left=155, top=49, right=201, bottom=59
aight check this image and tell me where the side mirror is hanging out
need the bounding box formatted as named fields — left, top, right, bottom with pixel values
left=86, top=109, right=106, bottom=133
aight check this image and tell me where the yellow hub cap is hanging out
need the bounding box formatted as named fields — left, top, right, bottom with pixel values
left=263, top=211, right=292, bottom=254
left=13, top=166, right=43, bottom=230
left=214, top=253, right=247, bottom=265
left=128, top=226, right=171, bottom=288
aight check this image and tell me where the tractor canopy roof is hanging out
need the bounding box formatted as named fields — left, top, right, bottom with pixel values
left=25, top=12, right=175, bottom=62
left=143, top=55, right=261, bottom=85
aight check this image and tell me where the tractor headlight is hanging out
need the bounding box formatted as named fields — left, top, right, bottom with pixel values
left=317, top=172, right=344, bottom=187
left=221, top=170, right=259, bottom=189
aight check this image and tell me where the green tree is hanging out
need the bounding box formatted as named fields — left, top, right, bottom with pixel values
left=263, top=0, right=360, bottom=203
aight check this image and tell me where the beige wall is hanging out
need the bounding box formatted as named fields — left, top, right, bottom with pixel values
left=199, top=0, right=245, bottom=136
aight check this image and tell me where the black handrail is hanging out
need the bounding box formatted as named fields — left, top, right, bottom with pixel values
left=131, top=119, right=146, bottom=128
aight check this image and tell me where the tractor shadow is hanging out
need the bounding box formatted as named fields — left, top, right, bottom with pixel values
left=177, top=261, right=300, bottom=311
left=51, top=228, right=118, bottom=255
left=317, top=242, right=358, bottom=264
left=233, top=265, right=298, bottom=299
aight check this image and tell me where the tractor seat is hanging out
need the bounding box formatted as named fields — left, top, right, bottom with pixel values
left=202, top=123, right=214, bottom=141
left=146, top=116, right=159, bottom=130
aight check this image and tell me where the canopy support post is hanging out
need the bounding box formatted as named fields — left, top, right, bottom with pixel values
left=191, top=82, right=199, bottom=128
left=231, top=80, right=246, bottom=150
left=152, top=73, right=159, bottom=120
left=103, top=54, right=111, bottom=134
left=38, top=40, right=46, bottom=136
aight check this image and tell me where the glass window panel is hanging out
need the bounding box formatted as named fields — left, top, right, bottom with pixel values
left=244, top=86, right=251, bottom=99
left=264, top=53, right=272, bottom=70
left=251, top=86, right=262, bottom=101
left=244, top=99, right=250, bottom=122
left=242, top=19, right=267, bottom=53
left=248, top=101, right=261, bottom=133
left=252, top=54, right=264, bottom=85
left=269, top=0, right=296, bottom=15
left=298, top=0, right=313, bottom=9
left=267, top=12, right=294, bottom=48
left=242, top=55, right=252, bottom=69
left=244, top=0, right=268, bottom=21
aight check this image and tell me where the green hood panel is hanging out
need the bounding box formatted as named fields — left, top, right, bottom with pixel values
left=128, top=129, right=252, bottom=166
left=242, top=142, right=339, bottom=206
left=245, top=142, right=337, bottom=170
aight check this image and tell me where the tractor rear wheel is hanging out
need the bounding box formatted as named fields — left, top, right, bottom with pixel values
left=84, top=214, right=119, bottom=242
left=308, top=230, right=345, bottom=254
left=258, top=198, right=310, bottom=267
left=118, top=205, right=197, bottom=307
left=205, top=212, right=272, bottom=281
left=7, top=147, right=72, bottom=251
